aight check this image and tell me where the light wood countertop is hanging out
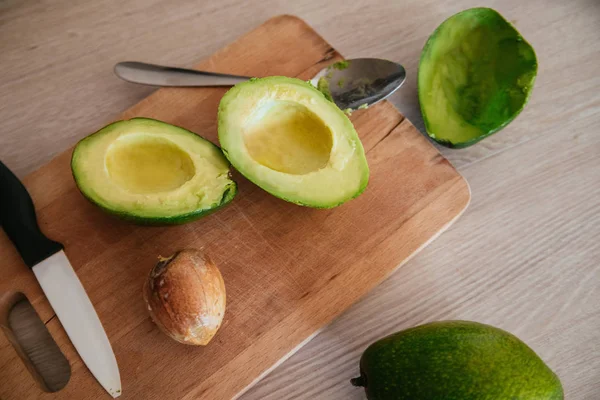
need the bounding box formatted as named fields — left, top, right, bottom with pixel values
left=1, top=0, right=598, bottom=398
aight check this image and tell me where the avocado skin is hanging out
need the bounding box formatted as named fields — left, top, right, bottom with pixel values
left=418, top=8, right=538, bottom=148
left=71, top=118, right=237, bottom=225
left=353, top=321, right=563, bottom=400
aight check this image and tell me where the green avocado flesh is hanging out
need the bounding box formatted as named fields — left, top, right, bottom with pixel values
left=71, top=118, right=236, bottom=224
left=218, top=76, right=369, bottom=208
left=352, top=321, right=563, bottom=400
left=419, top=8, right=538, bottom=148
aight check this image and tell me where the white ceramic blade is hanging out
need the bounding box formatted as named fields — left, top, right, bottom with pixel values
left=33, top=250, right=121, bottom=398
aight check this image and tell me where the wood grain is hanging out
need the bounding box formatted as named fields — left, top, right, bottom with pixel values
left=1, top=0, right=598, bottom=177
left=0, top=293, right=70, bottom=393
left=244, top=96, right=600, bottom=400
left=0, top=15, right=469, bottom=400
left=1, top=0, right=599, bottom=399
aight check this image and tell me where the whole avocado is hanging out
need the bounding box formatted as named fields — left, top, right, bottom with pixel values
left=351, top=321, right=563, bottom=400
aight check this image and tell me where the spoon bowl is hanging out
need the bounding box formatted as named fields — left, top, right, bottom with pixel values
left=309, top=58, right=406, bottom=110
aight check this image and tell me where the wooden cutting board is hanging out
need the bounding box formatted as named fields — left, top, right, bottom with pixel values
left=0, top=15, right=470, bottom=400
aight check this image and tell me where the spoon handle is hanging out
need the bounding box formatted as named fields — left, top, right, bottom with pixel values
left=114, top=62, right=250, bottom=87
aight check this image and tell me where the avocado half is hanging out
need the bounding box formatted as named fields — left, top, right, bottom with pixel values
left=71, top=118, right=236, bottom=224
left=418, top=8, right=538, bottom=148
left=218, top=76, right=369, bottom=208
left=352, top=321, right=563, bottom=400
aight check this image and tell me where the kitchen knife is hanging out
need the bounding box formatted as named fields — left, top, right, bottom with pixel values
left=0, top=160, right=121, bottom=398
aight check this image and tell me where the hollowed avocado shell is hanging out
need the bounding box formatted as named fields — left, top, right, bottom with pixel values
left=418, top=8, right=538, bottom=148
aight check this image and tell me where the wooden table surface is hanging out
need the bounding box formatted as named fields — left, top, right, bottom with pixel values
left=1, top=0, right=598, bottom=399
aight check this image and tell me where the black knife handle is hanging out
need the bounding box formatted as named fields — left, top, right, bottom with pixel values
left=0, top=160, right=63, bottom=268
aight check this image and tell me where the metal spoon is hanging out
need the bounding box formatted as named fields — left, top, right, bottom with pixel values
left=114, top=58, right=406, bottom=110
